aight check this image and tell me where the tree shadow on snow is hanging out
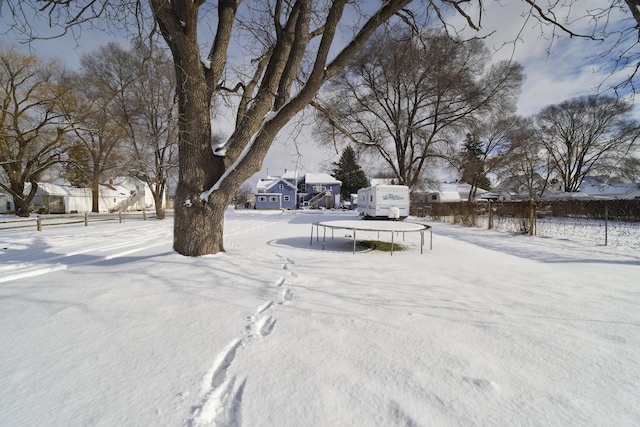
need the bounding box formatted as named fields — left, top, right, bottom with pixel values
left=268, top=236, right=371, bottom=253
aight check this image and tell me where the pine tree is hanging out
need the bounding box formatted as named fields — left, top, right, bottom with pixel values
left=331, top=146, right=369, bottom=201
left=460, top=133, right=491, bottom=200
left=63, top=143, right=92, bottom=187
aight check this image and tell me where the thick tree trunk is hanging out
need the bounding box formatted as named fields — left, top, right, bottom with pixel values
left=15, top=202, right=30, bottom=216
left=171, top=49, right=227, bottom=256
left=10, top=179, right=36, bottom=217
left=13, top=193, right=31, bottom=217
left=153, top=190, right=166, bottom=220
left=174, top=191, right=227, bottom=255
left=92, top=179, right=99, bottom=213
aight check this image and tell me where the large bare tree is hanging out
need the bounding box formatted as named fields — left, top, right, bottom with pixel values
left=0, top=46, right=71, bottom=216
left=129, top=43, right=177, bottom=220
left=314, top=29, right=523, bottom=191
left=453, top=114, right=520, bottom=200
left=60, top=47, right=130, bottom=213
left=97, top=41, right=178, bottom=220
left=498, top=116, right=554, bottom=200
left=533, top=95, right=640, bottom=192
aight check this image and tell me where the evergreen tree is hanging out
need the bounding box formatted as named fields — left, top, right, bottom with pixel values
left=331, top=146, right=369, bottom=201
left=460, top=133, right=491, bottom=200
left=62, top=143, right=93, bottom=187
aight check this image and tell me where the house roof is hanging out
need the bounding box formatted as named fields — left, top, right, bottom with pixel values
left=26, top=182, right=129, bottom=198
left=423, top=182, right=489, bottom=201
left=495, top=174, right=547, bottom=192
left=542, top=191, right=592, bottom=200
left=578, top=182, right=640, bottom=199
left=435, top=191, right=462, bottom=202
left=281, top=170, right=300, bottom=180
left=368, top=178, right=397, bottom=186
left=304, top=173, right=341, bottom=185
left=256, top=176, right=297, bottom=192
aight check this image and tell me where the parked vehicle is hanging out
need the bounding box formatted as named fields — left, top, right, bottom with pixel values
left=357, top=185, right=410, bottom=220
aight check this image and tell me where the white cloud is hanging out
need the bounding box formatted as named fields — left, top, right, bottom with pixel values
left=474, top=1, right=638, bottom=114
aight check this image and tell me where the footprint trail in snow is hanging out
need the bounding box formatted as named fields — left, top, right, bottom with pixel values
left=187, top=254, right=296, bottom=427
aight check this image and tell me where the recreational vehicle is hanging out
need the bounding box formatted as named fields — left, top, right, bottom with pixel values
left=357, top=185, right=410, bottom=219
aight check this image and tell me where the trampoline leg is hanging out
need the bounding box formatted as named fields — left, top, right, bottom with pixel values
left=322, top=226, right=327, bottom=250
left=353, top=229, right=356, bottom=254
left=391, top=232, right=394, bottom=256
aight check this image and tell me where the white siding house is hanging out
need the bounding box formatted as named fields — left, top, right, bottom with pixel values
left=2, top=177, right=165, bottom=214
left=0, top=190, right=13, bottom=213
left=28, top=182, right=131, bottom=213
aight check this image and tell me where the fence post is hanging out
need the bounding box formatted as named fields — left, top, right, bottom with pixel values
left=84, top=212, right=88, bottom=226
left=143, top=211, right=147, bottom=221
left=37, top=216, right=42, bottom=232
left=119, top=211, right=123, bottom=223
left=604, top=204, right=608, bottom=246
left=487, top=200, right=493, bottom=230
left=529, top=200, right=535, bottom=236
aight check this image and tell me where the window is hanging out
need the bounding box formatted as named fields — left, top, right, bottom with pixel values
left=279, top=184, right=284, bottom=189
left=258, top=196, right=266, bottom=202
left=431, top=194, right=438, bottom=201
left=283, top=195, right=290, bottom=202
left=270, top=196, right=278, bottom=202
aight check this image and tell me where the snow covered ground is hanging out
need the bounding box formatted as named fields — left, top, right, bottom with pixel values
left=1, top=209, right=639, bottom=426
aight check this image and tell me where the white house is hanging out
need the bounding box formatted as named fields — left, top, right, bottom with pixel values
left=2, top=177, right=165, bottom=214
left=578, top=182, right=640, bottom=200
left=421, top=182, right=488, bottom=203
left=0, top=190, right=13, bottom=213
left=28, top=182, right=130, bottom=213
left=108, top=176, right=165, bottom=211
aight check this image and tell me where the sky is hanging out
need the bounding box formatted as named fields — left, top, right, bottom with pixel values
left=1, top=209, right=639, bottom=426
left=2, top=1, right=637, bottom=187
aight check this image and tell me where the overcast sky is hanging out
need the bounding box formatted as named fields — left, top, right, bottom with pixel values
left=2, top=1, right=637, bottom=186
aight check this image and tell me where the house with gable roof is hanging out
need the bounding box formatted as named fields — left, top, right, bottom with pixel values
left=0, top=177, right=164, bottom=215
left=255, top=172, right=299, bottom=210
left=254, top=171, right=342, bottom=210
left=415, top=182, right=488, bottom=203
left=297, top=172, right=342, bottom=209
left=578, top=178, right=640, bottom=200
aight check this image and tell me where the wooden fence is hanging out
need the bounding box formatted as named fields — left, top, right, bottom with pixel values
left=0, top=211, right=162, bottom=231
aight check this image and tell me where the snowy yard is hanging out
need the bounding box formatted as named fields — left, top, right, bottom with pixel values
left=1, top=209, right=639, bottom=426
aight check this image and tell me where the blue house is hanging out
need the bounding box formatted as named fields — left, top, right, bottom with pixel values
left=254, top=171, right=342, bottom=209
left=297, top=173, right=342, bottom=209
left=255, top=173, right=299, bottom=210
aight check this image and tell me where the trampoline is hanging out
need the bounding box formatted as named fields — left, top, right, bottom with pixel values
left=310, top=220, right=432, bottom=255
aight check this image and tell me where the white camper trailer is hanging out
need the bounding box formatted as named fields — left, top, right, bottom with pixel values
left=357, top=185, right=410, bottom=219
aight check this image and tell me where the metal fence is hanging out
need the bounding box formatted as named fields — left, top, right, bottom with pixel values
left=411, top=200, right=640, bottom=250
